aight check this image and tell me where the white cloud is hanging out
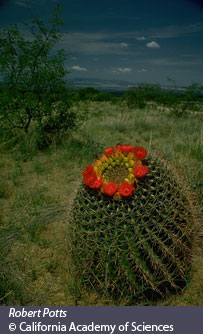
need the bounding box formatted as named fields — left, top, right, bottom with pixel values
left=136, top=36, right=146, bottom=40
left=146, top=41, right=160, bottom=49
left=72, top=65, right=88, bottom=71
left=113, top=67, right=132, bottom=73
left=143, top=58, right=203, bottom=66
left=14, top=0, right=30, bottom=7
left=59, top=23, right=203, bottom=57
left=148, top=22, right=203, bottom=39
left=138, top=69, right=147, bottom=72
left=59, top=33, right=132, bottom=56
left=121, top=42, right=128, bottom=48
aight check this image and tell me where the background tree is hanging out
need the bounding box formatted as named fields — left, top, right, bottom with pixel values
left=0, top=5, right=78, bottom=144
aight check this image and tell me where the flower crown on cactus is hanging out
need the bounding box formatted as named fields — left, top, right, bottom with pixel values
left=82, top=144, right=148, bottom=200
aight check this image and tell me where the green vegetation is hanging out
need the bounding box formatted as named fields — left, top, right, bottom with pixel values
left=123, top=84, right=161, bottom=109
left=123, top=83, right=203, bottom=115
left=0, top=6, right=85, bottom=150
left=75, top=87, right=118, bottom=103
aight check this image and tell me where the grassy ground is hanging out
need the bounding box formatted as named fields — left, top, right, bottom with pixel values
left=0, top=101, right=202, bottom=305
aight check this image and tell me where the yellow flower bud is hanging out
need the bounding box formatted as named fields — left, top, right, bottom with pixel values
left=95, top=159, right=102, bottom=166
left=128, top=152, right=134, bottom=159
left=120, top=153, right=125, bottom=159
left=100, top=154, right=108, bottom=162
left=129, top=173, right=134, bottom=180
left=103, top=173, right=107, bottom=179
left=113, top=191, right=121, bottom=200
left=129, top=159, right=135, bottom=167
left=114, top=152, right=120, bottom=159
left=135, top=160, right=142, bottom=166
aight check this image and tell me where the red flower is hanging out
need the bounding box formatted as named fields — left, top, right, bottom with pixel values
left=83, top=166, right=97, bottom=187
left=122, top=145, right=134, bottom=154
left=104, top=146, right=114, bottom=156
left=115, top=143, right=123, bottom=152
left=91, top=176, right=103, bottom=189
left=133, top=165, right=148, bottom=178
left=103, top=182, right=118, bottom=196
left=83, top=173, right=96, bottom=187
left=134, top=147, right=147, bottom=160
left=118, top=182, right=134, bottom=197
left=82, top=165, right=94, bottom=177
left=83, top=172, right=103, bottom=189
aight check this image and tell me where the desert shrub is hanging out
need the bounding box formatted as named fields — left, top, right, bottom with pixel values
left=76, top=89, right=118, bottom=103
left=123, top=84, right=161, bottom=109
left=93, top=92, right=117, bottom=103
left=76, top=88, right=100, bottom=101
left=180, top=83, right=203, bottom=112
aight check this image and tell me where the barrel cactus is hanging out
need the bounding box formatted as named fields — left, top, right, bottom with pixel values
left=69, top=144, right=197, bottom=303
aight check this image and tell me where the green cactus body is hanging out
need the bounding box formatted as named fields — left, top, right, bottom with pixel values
left=69, top=154, right=197, bottom=303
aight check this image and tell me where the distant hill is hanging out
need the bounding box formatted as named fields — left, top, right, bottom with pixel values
left=67, top=77, right=132, bottom=92
left=67, top=77, right=188, bottom=93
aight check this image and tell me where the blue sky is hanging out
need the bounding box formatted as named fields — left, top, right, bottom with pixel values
left=0, top=0, right=203, bottom=88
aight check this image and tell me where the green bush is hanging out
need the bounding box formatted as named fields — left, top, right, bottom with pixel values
left=76, top=88, right=117, bottom=103
left=93, top=92, right=117, bottom=103
left=0, top=6, right=81, bottom=147
left=76, top=88, right=100, bottom=101
left=123, top=84, right=161, bottom=108
left=123, top=83, right=203, bottom=112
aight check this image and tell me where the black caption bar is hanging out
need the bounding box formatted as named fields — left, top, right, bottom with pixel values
left=0, top=306, right=202, bottom=334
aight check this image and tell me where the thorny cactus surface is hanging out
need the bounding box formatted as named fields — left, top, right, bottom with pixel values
left=69, top=153, right=197, bottom=303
